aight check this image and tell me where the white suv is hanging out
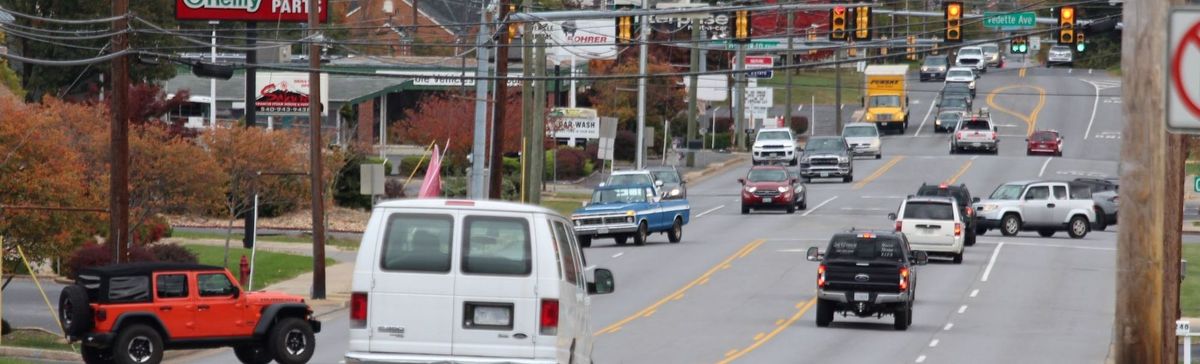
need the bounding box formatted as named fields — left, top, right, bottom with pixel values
left=841, top=123, right=882, bottom=159
left=752, top=128, right=798, bottom=166
left=955, top=46, right=988, bottom=73
left=891, top=196, right=966, bottom=264
left=346, top=199, right=615, bottom=364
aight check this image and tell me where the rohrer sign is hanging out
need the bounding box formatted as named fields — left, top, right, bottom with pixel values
left=1168, top=7, right=1200, bottom=133
left=176, top=0, right=328, bottom=22
left=255, top=72, right=329, bottom=116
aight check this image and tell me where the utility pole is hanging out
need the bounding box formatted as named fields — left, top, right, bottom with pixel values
left=470, top=1, right=491, bottom=199
left=110, top=0, right=130, bottom=263
left=785, top=8, right=794, bottom=129
left=306, top=0, right=327, bottom=300
left=210, top=21, right=219, bottom=130
left=532, top=37, right=547, bottom=203
left=521, top=30, right=534, bottom=203
left=1117, top=0, right=1182, bottom=362
left=243, top=22, right=257, bottom=250
left=686, top=24, right=700, bottom=168
left=490, top=0, right=513, bottom=199
left=734, top=43, right=746, bottom=150
left=834, top=48, right=843, bottom=131
left=635, top=0, right=649, bottom=169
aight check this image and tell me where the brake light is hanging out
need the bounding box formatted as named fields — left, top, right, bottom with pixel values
left=895, top=220, right=903, bottom=232
left=350, top=292, right=367, bottom=327
left=966, top=207, right=974, bottom=217
left=540, top=299, right=559, bottom=335
left=954, top=223, right=963, bottom=237
left=992, top=133, right=998, bottom=140
left=818, top=264, right=827, bottom=288
left=939, top=183, right=948, bottom=189
left=899, top=267, right=910, bottom=292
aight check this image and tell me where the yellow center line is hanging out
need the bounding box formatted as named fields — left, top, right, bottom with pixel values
left=943, top=160, right=974, bottom=185
left=594, top=239, right=766, bottom=335
left=985, top=84, right=1047, bottom=135
left=1019, top=67, right=1027, bottom=78
left=852, top=156, right=905, bottom=190
left=715, top=297, right=818, bottom=364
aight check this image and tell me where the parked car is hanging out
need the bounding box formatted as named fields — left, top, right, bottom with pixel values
left=807, top=230, right=928, bottom=330
left=973, top=180, right=1096, bottom=238
left=890, top=196, right=966, bottom=263
left=934, top=109, right=967, bottom=133
left=740, top=165, right=802, bottom=214
left=1047, top=45, right=1074, bottom=67
left=955, top=46, right=988, bottom=73
left=752, top=128, right=799, bottom=166
left=950, top=115, right=999, bottom=154
left=1072, top=177, right=1119, bottom=231
left=1026, top=130, right=1063, bottom=156
left=572, top=184, right=690, bottom=246
left=605, top=170, right=656, bottom=189
left=647, top=166, right=687, bottom=199
left=799, top=136, right=855, bottom=183
left=59, top=262, right=321, bottom=364
left=916, top=182, right=978, bottom=246
left=346, top=199, right=616, bottom=364
left=920, top=55, right=950, bottom=81
left=842, top=123, right=883, bottom=159
left=943, top=67, right=978, bottom=98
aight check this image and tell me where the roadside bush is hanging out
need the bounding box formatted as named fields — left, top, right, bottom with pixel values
left=384, top=177, right=407, bottom=198
left=148, top=243, right=198, bottom=264
left=130, top=215, right=172, bottom=246
left=547, top=147, right=591, bottom=180
left=334, top=155, right=391, bottom=210
left=400, top=156, right=430, bottom=177
left=65, top=243, right=156, bottom=279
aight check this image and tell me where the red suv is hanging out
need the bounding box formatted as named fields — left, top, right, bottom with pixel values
left=1026, top=130, right=1063, bottom=156
left=59, top=262, right=320, bottom=364
left=739, top=165, right=800, bottom=214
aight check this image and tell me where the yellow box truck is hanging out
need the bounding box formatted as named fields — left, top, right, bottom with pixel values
left=862, top=65, right=910, bottom=133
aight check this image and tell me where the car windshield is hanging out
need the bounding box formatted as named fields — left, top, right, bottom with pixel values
left=962, top=119, right=991, bottom=130
left=747, top=169, right=788, bottom=182
left=947, top=70, right=974, bottom=79
left=1031, top=132, right=1058, bottom=141
left=938, top=112, right=962, bottom=122
left=990, top=184, right=1025, bottom=200
left=917, top=187, right=968, bottom=206
left=757, top=131, right=792, bottom=141
left=592, top=188, right=648, bottom=204
left=651, top=171, right=681, bottom=184
left=608, top=174, right=652, bottom=186
left=869, top=95, right=901, bottom=107
left=960, top=48, right=982, bottom=56
left=825, top=237, right=905, bottom=263
left=942, top=98, right=969, bottom=108
left=924, top=57, right=947, bottom=66
left=903, top=201, right=956, bottom=220
left=843, top=126, right=878, bottom=137
left=982, top=45, right=999, bottom=54
left=806, top=138, right=845, bottom=152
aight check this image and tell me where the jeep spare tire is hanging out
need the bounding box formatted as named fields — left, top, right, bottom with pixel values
left=59, top=285, right=92, bottom=336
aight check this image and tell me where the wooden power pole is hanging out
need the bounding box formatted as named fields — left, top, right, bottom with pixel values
left=307, top=0, right=327, bottom=300
left=110, top=0, right=130, bottom=263
left=1117, top=0, right=1184, bottom=362
left=490, top=0, right=513, bottom=199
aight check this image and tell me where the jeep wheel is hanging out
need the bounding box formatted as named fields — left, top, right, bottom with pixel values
left=114, top=324, right=163, bottom=364
left=815, top=299, right=833, bottom=327
left=82, top=345, right=114, bottom=364
left=578, top=236, right=592, bottom=248
left=1068, top=215, right=1090, bottom=239
left=633, top=222, right=649, bottom=246
left=269, top=318, right=315, bottom=364
left=667, top=218, right=683, bottom=243
left=1037, top=229, right=1055, bottom=238
left=234, top=345, right=272, bottom=364
left=893, top=307, right=910, bottom=331
left=614, top=236, right=628, bottom=245
left=59, top=285, right=92, bottom=337
left=1000, top=214, right=1022, bottom=237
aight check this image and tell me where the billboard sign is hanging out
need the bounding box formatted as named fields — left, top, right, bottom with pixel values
left=531, top=20, right=618, bottom=60
left=254, top=72, right=329, bottom=116
left=549, top=108, right=601, bottom=140
left=176, top=0, right=328, bottom=22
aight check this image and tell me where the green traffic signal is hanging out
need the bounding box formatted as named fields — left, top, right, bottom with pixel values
left=1076, top=42, right=1085, bottom=52
left=1020, top=44, right=1027, bottom=53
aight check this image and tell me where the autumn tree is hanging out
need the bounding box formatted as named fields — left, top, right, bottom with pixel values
left=127, top=124, right=225, bottom=240
left=587, top=53, right=686, bottom=152
left=392, top=89, right=525, bottom=157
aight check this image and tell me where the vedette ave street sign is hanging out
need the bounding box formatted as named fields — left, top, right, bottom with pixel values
left=1167, top=7, right=1200, bottom=133
left=982, top=12, right=1036, bottom=30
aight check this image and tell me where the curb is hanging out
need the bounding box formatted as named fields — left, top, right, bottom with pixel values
left=683, top=154, right=749, bottom=186
left=0, top=346, right=80, bottom=362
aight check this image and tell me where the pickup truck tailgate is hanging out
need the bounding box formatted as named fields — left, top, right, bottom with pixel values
left=824, top=260, right=902, bottom=293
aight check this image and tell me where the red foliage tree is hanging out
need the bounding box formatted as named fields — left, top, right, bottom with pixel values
left=392, top=89, right=525, bottom=157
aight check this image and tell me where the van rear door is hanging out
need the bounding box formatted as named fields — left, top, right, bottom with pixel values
left=368, top=211, right=458, bottom=355
left=451, top=213, right=538, bottom=358
left=901, top=201, right=958, bottom=246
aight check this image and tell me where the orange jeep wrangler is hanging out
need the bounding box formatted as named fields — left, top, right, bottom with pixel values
left=58, top=262, right=321, bottom=364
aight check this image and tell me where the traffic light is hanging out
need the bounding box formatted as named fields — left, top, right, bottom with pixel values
left=734, top=10, right=752, bottom=43
left=945, top=2, right=963, bottom=43
left=848, top=47, right=857, bottom=57
left=830, top=6, right=848, bottom=41
left=1058, top=5, right=1076, bottom=44
left=906, top=35, right=916, bottom=61
left=506, top=3, right=519, bottom=42
left=615, top=11, right=635, bottom=44
left=807, top=27, right=817, bottom=55
left=1011, top=36, right=1028, bottom=54
left=853, top=6, right=871, bottom=41
left=1076, top=32, right=1086, bottom=52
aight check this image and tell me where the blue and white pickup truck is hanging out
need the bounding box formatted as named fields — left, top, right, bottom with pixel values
left=571, top=184, right=690, bottom=247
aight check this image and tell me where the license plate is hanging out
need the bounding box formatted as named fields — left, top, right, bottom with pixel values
left=972, top=142, right=982, bottom=147
left=763, top=197, right=772, bottom=203
left=472, top=306, right=512, bottom=326
left=820, top=172, right=830, bottom=178
left=854, top=292, right=870, bottom=302
left=598, top=228, right=609, bottom=234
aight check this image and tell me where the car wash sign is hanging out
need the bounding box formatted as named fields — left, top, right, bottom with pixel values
left=176, top=0, right=328, bottom=22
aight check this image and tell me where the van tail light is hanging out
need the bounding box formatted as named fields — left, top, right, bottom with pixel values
left=895, top=220, right=903, bottom=232
left=350, top=292, right=368, bottom=328
left=817, top=264, right=827, bottom=288
left=540, top=299, right=559, bottom=335
left=899, top=267, right=910, bottom=292
left=954, top=223, right=963, bottom=237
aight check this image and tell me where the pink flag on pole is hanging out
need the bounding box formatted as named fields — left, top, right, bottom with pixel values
left=418, top=144, right=443, bottom=198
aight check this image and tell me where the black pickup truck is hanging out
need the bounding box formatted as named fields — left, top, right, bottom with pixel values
left=806, top=230, right=928, bottom=330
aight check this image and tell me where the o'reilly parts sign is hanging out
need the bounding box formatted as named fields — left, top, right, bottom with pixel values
left=176, top=0, right=328, bottom=22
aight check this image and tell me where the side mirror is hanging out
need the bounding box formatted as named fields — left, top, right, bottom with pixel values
left=912, top=251, right=929, bottom=265
left=738, top=178, right=746, bottom=184
left=887, top=212, right=898, bottom=221
left=972, top=197, right=981, bottom=204
left=806, top=246, right=822, bottom=262
left=232, top=287, right=241, bottom=298
left=588, top=268, right=615, bottom=294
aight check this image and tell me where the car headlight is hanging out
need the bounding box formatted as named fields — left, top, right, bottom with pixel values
left=745, top=186, right=757, bottom=193
left=626, top=216, right=635, bottom=223
left=670, top=188, right=681, bottom=196
left=969, top=81, right=976, bottom=89
left=778, top=186, right=790, bottom=193
left=838, top=156, right=850, bottom=163
left=978, top=204, right=998, bottom=212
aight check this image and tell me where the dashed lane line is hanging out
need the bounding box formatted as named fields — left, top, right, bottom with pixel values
left=696, top=205, right=726, bottom=218
left=958, top=305, right=969, bottom=314
left=1038, top=157, right=1053, bottom=177
left=981, top=242, right=1005, bottom=282
left=801, top=196, right=839, bottom=217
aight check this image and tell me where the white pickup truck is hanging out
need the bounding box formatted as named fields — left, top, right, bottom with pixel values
left=752, top=128, right=798, bottom=166
left=973, top=180, right=1097, bottom=239
left=950, top=114, right=998, bottom=154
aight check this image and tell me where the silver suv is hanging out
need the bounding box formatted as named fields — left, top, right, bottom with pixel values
left=973, top=180, right=1096, bottom=239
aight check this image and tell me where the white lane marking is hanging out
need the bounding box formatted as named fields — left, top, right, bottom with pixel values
left=970, top=155, right=979, bottom=160
left=1002, top=241, right=1117, bottom=251
left=612, top=252, right=624, bottom=258
left=1089, top=69, right=1094, bottom=75
left=982, top=242, right=1005, bottom=282
left=944, top=323, right=954, bottom=331
left=1084, top=80, right=1101, bottom=140
left=801, top=196, right=839, bottom=217
left=914, top=94, right=937, bottom=136
left=841, top=207, right=891, bottom=211
left=1068, top=68, right=1073, bottom=74
left=958, top=305, right=968, bottom=314
left=696, top=205, right=726, bottom=218
left=970, top=289, right=979, bottom=298
left=861, top=195, right=906, bottom=199
left=1038, top=157, right=1053, bottom=177
left=916, top=355, right=927, bottom=363
left=929, top=339, right=940, bottom=348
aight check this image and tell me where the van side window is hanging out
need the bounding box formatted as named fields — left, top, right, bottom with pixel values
left=463, top=217, right=532, bottom=275
left=381, top=214, right=454, bottom=273
left=551, top=221, right=579, bottom=284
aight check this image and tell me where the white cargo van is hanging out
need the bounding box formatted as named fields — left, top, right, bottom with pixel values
left=345, top=199, right=615, bottom=364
